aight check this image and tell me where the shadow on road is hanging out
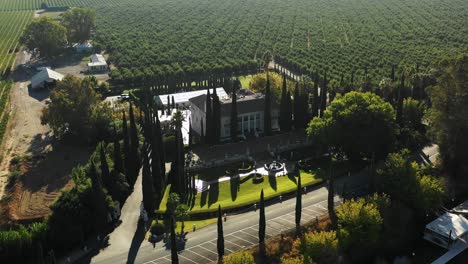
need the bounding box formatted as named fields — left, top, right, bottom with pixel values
left=126, top=220, right=148, bottom=264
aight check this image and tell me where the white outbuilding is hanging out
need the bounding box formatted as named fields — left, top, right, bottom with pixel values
left=88, top=54, right=107, bottom=72
left=31, top=68, right=64, bottom=90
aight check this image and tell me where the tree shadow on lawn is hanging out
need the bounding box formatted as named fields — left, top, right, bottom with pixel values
left=268, top=174, right=277, bottom=191
left=230, top=176, right=240, bottom=201
left=200, top=190, right=208, bottom=208
left=208, top=181, right=219, bottom=207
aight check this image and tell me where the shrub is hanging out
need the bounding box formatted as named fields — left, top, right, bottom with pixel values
left=223, top=250, right=255, bottom=264
left=150, top=221, right=165, bottom=236
left=302, top=231, right=338, bottom=263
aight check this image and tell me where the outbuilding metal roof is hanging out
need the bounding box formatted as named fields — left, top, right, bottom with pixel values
left=426, top=212, right=468, bottom=240
left=31, top=68, right=64, bottom=89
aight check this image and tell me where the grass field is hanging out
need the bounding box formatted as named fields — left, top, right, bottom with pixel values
left=0, top=11, right=32, bottom=77
left=158, top=170, right=322, bottom=215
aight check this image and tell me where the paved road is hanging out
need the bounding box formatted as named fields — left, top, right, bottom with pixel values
left=91, top=171, right=143, bottom=263
left=92, top=172, right=368, bottom=264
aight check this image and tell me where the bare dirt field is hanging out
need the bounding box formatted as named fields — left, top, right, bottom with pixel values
left=0, top=51, right=91, bottom=223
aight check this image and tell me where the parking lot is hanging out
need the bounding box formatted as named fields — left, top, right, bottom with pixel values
left=143, top=199, right=335, bottom=264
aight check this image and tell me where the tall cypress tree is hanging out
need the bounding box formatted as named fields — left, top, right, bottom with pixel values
left=113, top=126, right=123, bottom=174
left=212, top=88, right=221, bottom=143
left=122, top=111, right=132, bottom=184
left=279, top=74, right=288, bottom=131
left=205, top=89, right=212, bottom=144
left=151, top=125, right=163, bottom=200
left=320, top=72, right=327, bottom=118
left=99, top=142, right=112, bottom=192
left=259, top=189, right=266, bottom=255
left=170, top=218, right=179, bottom=264
left=142, top=146, right=155, bottom=213
left=295, top=174, right=302, bottom=232
left=263, top=73, right=272, bottom=136
left=230, top=86, right=238, bottom=141
left=89, top=161, right=108, bottom=228
left=217, top=205, right=224, bottom=261
left=258, top=189, right=266, bottom=244
left=129, top=102, right=140, bottom=182
left=155, top=114, right=165, bottom=178
left=312, top=74, right=319, bottom=118
left=293, top=83, right=300, bottom=129
left=285, top=91, right=292, bottom=131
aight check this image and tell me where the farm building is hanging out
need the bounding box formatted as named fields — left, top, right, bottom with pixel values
left=31, top=68, right=64, bottom=90
left=155, top=88, right=228, bottom=108
left=74, top=41, right=93, bottom=53
left=88, top=54, right=107, bottom=72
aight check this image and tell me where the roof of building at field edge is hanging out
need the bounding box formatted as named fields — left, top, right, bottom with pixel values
left=31, top=68, right=64, bottom=89
left=155, top=88, right=227, bottom=106
left=88, top=54, right=107, bottom=67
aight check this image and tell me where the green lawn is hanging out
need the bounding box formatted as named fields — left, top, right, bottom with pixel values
left=191, top=170, right=320, bottom=213
left=238, top=75, right=253, bottom=89
left=157, top=170, right=321, bottom=215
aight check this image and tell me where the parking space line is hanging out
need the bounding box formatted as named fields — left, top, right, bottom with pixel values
left=178, top=254, right=198, bottom=263
left=224, top=239, right=244, bottom=249
left=197, top=243, right=219, bottom=255
left=239, top=230, right=259, bottom=240
left=187, top=248, right=215, bottom=262
left=229, top=234, right=255, bottom=245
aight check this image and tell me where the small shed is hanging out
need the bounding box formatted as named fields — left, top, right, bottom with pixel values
left=88, top=54, right=107, bottom=72
left=31, top=68, right=64, bottom=90
left=74, top=41, right=93, bottom=53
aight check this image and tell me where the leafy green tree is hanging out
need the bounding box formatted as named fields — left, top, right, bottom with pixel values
left=20, top=17, right=67, bottom=58
left=399, top=98, right=427, bottom=150
left=87, top=161, right=109, bottom=229
left=301, top=231, right=338, bottom=264
left=41, top=75, right=112, bottom=141
left=217, top=205, right=225, bottom=261
left=427, top=54, right=468, bottom=193
left=175, top=204, right=189, bottom=234
left=167, top=193, right=180, bottom=216
left=336, top=198, right=383, bottom=261
left=61, top=8, right=96, bottom=43
left=377, top=150, right=444, bottom=212
left=307, top=91, right=396, bottom=161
